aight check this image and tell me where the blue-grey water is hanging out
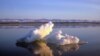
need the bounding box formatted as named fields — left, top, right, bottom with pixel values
left=0, top=25, right=100, bottom=56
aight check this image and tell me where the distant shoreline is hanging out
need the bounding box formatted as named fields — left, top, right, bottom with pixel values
left=0, top=22, right=100, bottom=26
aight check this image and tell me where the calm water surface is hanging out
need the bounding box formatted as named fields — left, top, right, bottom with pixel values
left=0, top=25, right=100, bottom=56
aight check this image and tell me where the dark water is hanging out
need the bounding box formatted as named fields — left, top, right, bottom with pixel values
left=0, top=25, right=100, bottom=56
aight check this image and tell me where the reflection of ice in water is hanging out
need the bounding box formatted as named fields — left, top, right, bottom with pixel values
left=16, top=40, right=80, bottom=56
left=48, top=43, right=80, bottom=56
left=31, top=40, right=53, bottom=56
left=16, top=40, right=53, bottom=56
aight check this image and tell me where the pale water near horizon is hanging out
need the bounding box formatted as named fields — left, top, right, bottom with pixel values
left=0, top=25, right=100, bottom=56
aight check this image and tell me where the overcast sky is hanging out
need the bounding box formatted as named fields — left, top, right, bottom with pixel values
left=0, top=0, right=100, bottom=20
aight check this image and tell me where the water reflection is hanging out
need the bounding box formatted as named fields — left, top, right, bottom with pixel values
left=16, top=40, right=53, bottom=56
left=57, top=44, right=79, bottom=52
left=16, top=40, right=83, bottom=56
left=48, top=43, right=80, bottom=56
